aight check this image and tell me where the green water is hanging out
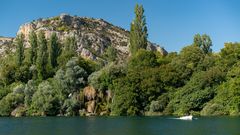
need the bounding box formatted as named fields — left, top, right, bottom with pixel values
left=0, top=116, right=239, bottom=135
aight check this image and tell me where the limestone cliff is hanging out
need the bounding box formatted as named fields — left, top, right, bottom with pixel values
left=0, top=37, right=14, bottom=57
left=16, top=13, right=167, bottom=61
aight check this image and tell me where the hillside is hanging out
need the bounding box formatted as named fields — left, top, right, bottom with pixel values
left=14, top=13, right=167, bottom=61
left=1, top=6, right=239, bottom=117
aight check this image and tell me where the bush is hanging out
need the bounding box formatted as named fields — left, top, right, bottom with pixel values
left=0, top=93, right=24, bottom=116
left=31, top=81, right=59, bottom=116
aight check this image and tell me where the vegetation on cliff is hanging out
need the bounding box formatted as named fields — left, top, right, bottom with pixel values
left=0, top=4, right=240, bottom=117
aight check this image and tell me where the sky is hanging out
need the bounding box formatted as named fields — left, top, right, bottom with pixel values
left=1, top=0, right=240, bottom=52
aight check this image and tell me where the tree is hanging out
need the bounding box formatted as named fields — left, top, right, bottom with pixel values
left=29, top=31, right=38, bottom=65
left=88, top=63, right=126, bottom=92
left=65, top=36, right=77, bottom=56
left=166, top=66, right=225, bottom=115
left=31, top=81, right=59, bottom=116
left=130, top=4, right=148, bottom=55
left=193, top=34, right=212, bottom=54
left=24, top=80, right=37, bottom=107
left=49, top=33, right=61, bottom=68
left=36, top=31, right=48, bottom=80
left=128, top=49, right=158, bottom=70
left=105, top=46, right=117, bottom=62
left=15, top=33, right=25, bottom=66
left=219, top=42, right=240, bottom=69
left=0, top=92, right=24, bottom=116
left=57, top=36, right=77, bottom=66
left=65, top=58, right=87, bottom=93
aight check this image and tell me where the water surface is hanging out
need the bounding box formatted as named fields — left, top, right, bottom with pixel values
left=0, top=116, right=239, bottom=135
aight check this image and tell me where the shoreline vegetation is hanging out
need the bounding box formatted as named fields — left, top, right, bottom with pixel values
left=0, top=4, right=240, bottom=117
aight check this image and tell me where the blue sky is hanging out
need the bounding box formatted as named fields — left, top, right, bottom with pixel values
left=1, top=0, right=240, bottom=52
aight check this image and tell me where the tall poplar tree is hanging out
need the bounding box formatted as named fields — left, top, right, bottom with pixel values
left=49, top=33, right=61, bottom=68
left=66, top=36, right=77, bottom=56
left=130, top=4, right=148, bottom=55
left=29, top=31, right=38, bottom=64
left=16, top=33, right=25, bottom=66
left=37, top=31, right=48, bottom=80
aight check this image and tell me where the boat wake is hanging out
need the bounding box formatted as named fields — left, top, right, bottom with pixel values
left=169, top=115, right=197, bottom=121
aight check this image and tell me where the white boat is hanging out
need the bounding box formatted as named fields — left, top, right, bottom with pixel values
left=179, top=115, right=193, bottom=120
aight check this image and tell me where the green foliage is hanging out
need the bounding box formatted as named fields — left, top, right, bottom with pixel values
left=202, top=66, right=240, bottom=116
left=62, top=93, right=82, bottom=116
left=1, top=5, right=240, bottom=117
left=37, top=31, right=48, bottom=80
left=49, top=32, right=61, bottom=68
left=57, top=36, right=77, bottom=66
left=24, top=80, right=37, bottom=107
left=0, top=61, right=17, bottom=85
left=29, top=31, right=38, bottom=64
left=167, top=66, right=225, bottom=115
left=0, top=92, right=24, bottom=116
left=56, top=25, right=71, bottom=32
left=149, top=93, right=169, bottom=113
left=219, top=42, right=240, bottom=69
left=170, top=45, right=205, bottom=87
left=53, top=57, right=93, bottom=106
left=193, top=34, right=212, bottom=54
left=15, top=33, right=25, bottom=66
left=111, top=68, right=164, bottom=115
left=88, top=63, right=126, bottom=92
left=31, top=81, right=59, bottom=116
left=130, top=4, right=148, bottom=55
left=128, top=49, right=158, bottom=70
left=64, top=58, right=87, bottom=93
left=14, top=63, right=31, bottom=83
left=105, top=46, right=117, bottom=62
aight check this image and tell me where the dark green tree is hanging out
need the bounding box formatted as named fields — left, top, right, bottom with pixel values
left=37, top=31, right=48, bottom=80
left=105, top=46, right=117, bottom=62
left=49, top=33, right=61, bottom=68
left=29, top=31, right=38, bottom=64
left=16, top=33, right=25, bottom=66
left=130, top=4, right=148, bottom=55
left=65, top=36, right=77, bottom=56
left=57, top=36, right=77, bottom=66
left=193, top=34, right=212, bottom=54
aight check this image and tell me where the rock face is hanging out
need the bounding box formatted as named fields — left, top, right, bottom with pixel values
left=0, top=37, right=14, bottom=57
left=11, top=105, right=26, bottom=117
left=83, top=86, right=96, bottom=100
left=16, top=13, right=167, bottom=61
left=83, top=86, right=97, bottom=114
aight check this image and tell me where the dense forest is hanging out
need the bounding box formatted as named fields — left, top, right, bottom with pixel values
left=0, top=4, right=239, bottom=117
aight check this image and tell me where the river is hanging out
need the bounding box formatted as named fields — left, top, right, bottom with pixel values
left=0, top=116, right=239, bottom=135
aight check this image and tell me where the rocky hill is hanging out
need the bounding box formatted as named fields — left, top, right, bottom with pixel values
left=2, top=14, right=167, bottom=60
left=0, top=37, right=14, bottom=57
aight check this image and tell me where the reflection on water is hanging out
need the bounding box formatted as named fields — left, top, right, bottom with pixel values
left=0, top=116, right=239, bottom=135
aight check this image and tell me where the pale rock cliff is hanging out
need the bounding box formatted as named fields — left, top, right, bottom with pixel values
left=16, top=14, right=167, bottom=61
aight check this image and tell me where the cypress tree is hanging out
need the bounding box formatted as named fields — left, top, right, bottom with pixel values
left=130, top=4, right=148, bottom=55
left=49, top=33, right=61, bottom=68
left=16, top=33, right=25, bottom=66
left=29, top=31, right=38, bottom=64
left=37, top=31, right=48, bottom=80
left=66, top=36, right=77, bottom=56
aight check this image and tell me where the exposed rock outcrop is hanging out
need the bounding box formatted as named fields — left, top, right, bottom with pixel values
left=83, top=86, right=96, bottom=101
left=16, top=14, right=167, bottom=61
left=0, top=37, right=14, bottom=57
left=86, top=100, right=96, bottom=113
left=11, top=105, right=26, bottom=117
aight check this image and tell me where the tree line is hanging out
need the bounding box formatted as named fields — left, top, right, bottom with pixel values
left=0, top=4, right=239, bottom=116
